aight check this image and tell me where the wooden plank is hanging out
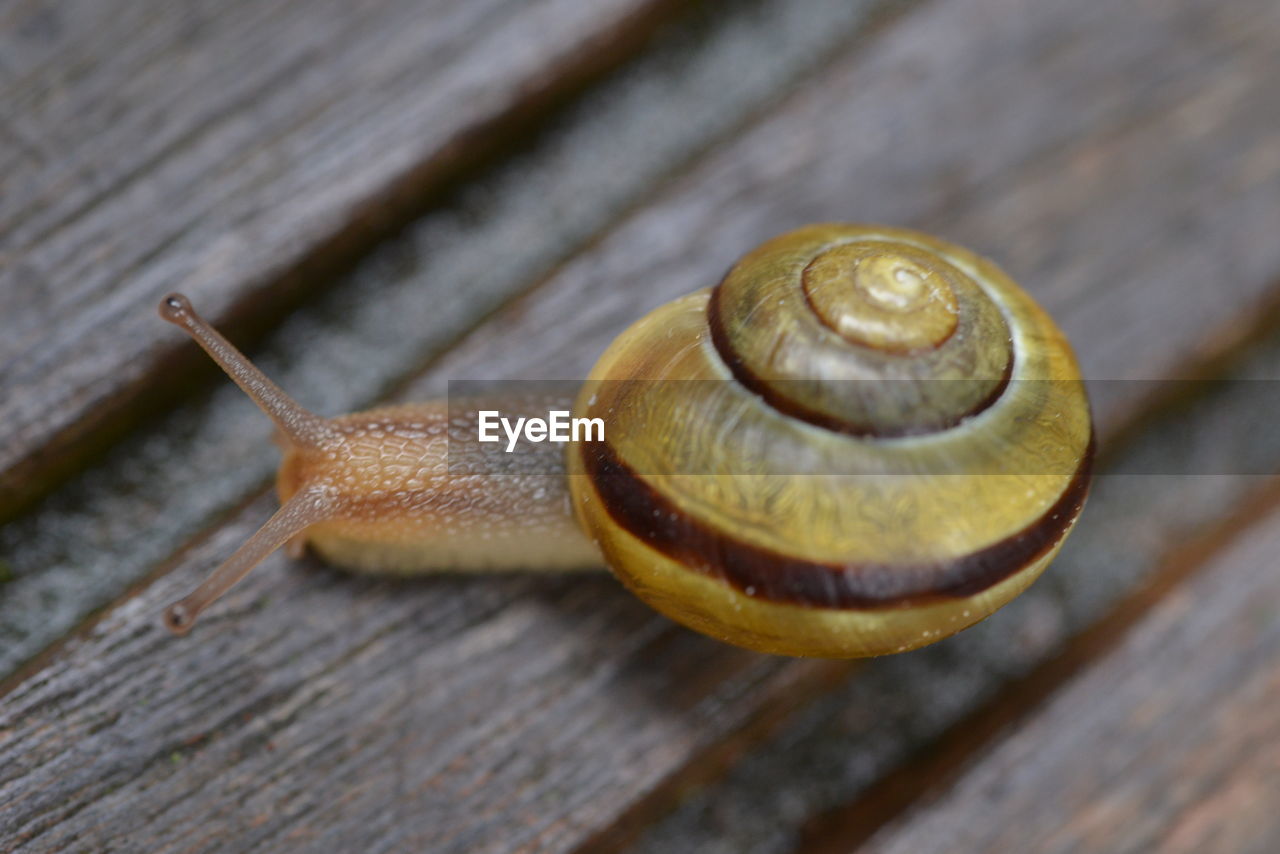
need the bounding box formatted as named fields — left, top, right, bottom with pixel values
left=0, top=529, right=845, bottom=852
left=855, top=502, right=1280, bottom=854
left=426, top=0, right=1280, bottom=413
left=0, top=0, right=688, bottom=518
left=4, top=0, right=1280, bottom=852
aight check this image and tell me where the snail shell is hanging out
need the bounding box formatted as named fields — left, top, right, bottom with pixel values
left=569, top=224, right=1092, bottom=657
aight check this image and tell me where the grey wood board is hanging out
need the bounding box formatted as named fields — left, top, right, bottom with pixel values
left=0, top=530, right=840, bottom=852
left=0, top=0, right=684, bottom=513
left=423, top=0, right=1280, bottom=413
left=859, top=497, right=1280, bottom=854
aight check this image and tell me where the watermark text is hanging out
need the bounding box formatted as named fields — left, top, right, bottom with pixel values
left=477, top=410, right=604, bottom=452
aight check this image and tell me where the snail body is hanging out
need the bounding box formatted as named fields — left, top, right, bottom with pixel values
left=274, top=401, right=597, bottom=575
left=161, top=224, right=1093, bottom=658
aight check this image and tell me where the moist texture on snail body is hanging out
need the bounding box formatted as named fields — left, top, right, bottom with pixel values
left=567, top=224, right=1093, bottom=658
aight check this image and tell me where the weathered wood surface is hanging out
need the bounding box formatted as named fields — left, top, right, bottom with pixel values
left=856, top=503, right=1280, bottom=854
left=0, top=0, right=687, bottom=518
left=3, top=0, right=1280, bottom=852
left=428, top=0, right=1280, bottom=411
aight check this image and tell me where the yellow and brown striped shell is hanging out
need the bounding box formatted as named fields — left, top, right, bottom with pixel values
left=567, top=224, right=1093, bottom=658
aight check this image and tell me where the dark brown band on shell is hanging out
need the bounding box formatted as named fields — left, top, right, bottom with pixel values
left=707, top=284, right=1014, bottom=439
left=582, top=432, right=1094, bottom=610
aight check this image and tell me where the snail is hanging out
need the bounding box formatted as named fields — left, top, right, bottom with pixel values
left=159, top=224, right=1093, bottom=658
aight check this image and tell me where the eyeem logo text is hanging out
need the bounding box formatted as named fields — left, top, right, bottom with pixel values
left=477, top=410, right=604, bottom=452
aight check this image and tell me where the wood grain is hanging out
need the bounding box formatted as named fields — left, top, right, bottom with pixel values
left=0, top=514, right=849, bottom=852
left=424, top=0, right=1280, bottom=412
left=858, top=503, right=1280, bottom=854
left=0, top=0, right=686, bottom=518
left=3, top=0, right=1280, bottom=851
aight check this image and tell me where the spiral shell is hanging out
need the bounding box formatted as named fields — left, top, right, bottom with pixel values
left=567, top=224, right=1093, bottom=658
